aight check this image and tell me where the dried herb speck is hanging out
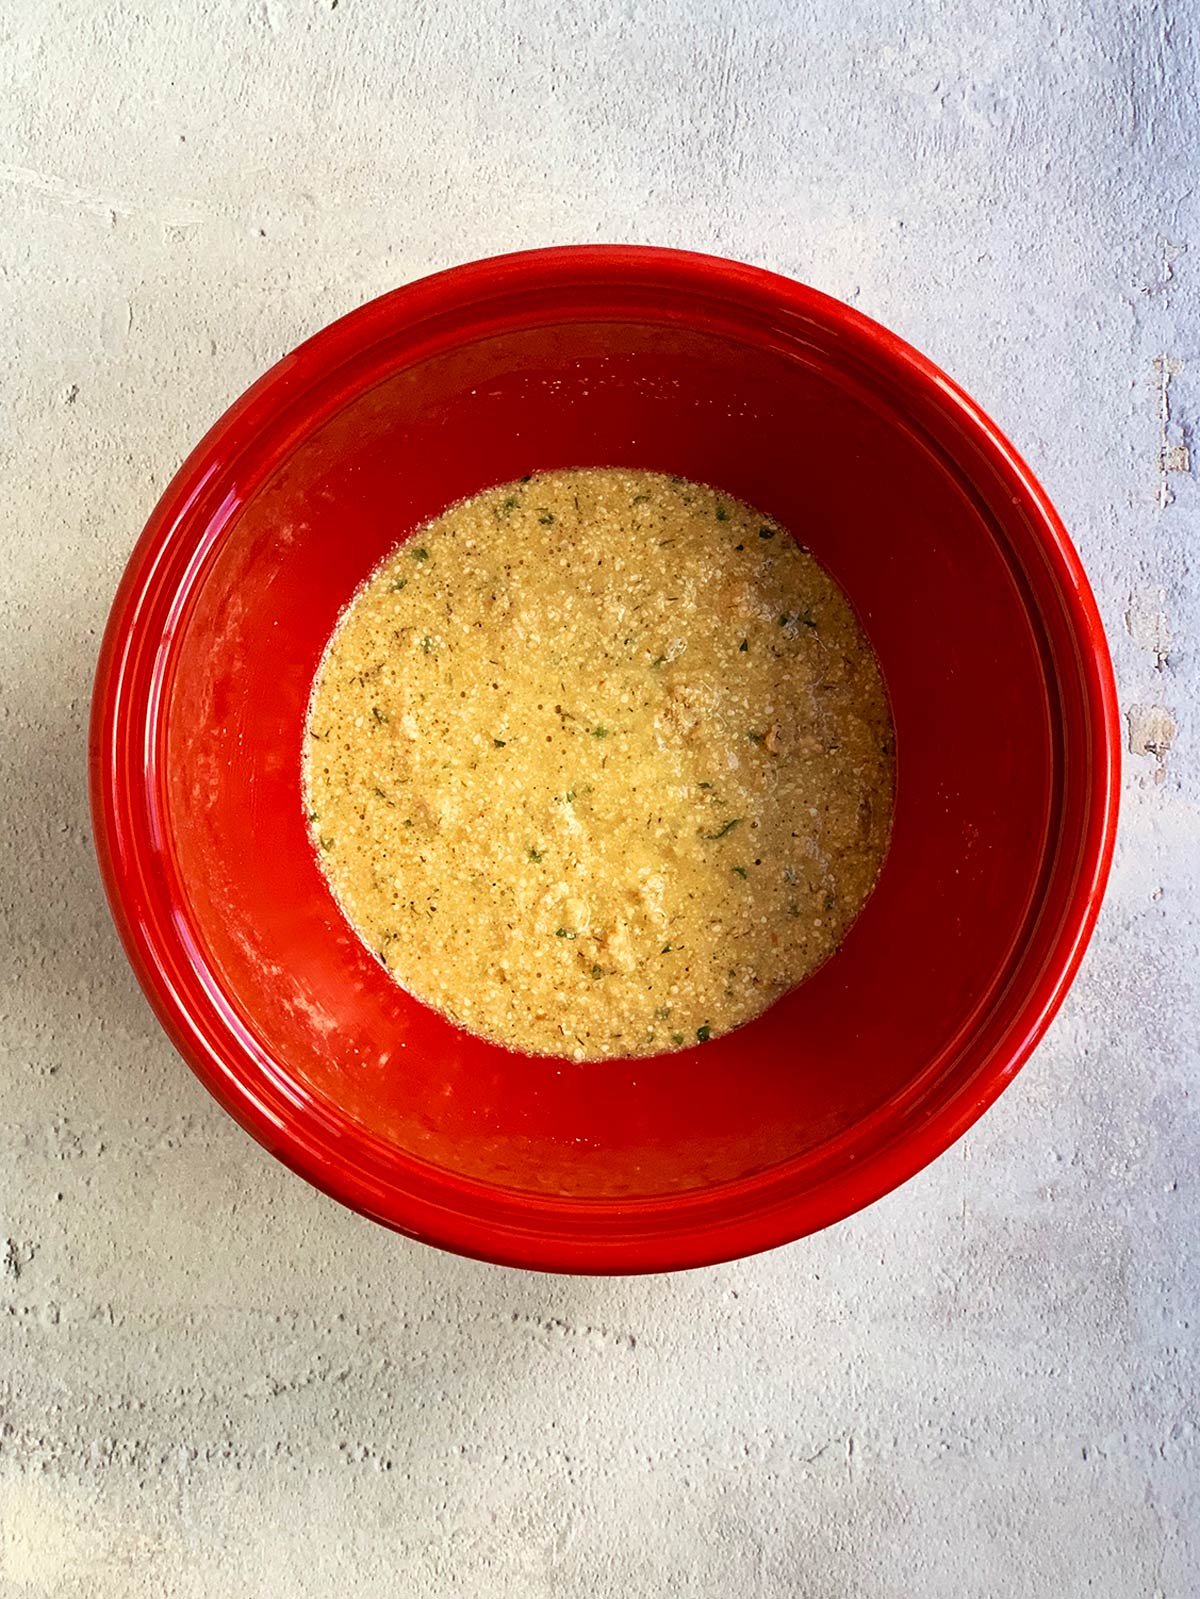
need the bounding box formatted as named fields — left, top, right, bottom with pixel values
left=704, top=818, right=742, bottom=840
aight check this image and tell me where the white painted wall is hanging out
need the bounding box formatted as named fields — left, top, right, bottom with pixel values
left=2, top=2, right=1196, bottom=1594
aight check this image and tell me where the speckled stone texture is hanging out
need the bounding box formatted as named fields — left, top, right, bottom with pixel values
left=1, top=3, right=1196, bottom=1595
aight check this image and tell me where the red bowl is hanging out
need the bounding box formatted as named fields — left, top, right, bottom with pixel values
left=90, top=246, right=1119, bottom=1273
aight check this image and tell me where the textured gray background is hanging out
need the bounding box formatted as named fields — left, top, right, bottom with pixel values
left=2, top=2, right=1197, bottom=1594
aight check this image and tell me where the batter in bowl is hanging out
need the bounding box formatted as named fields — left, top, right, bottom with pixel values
left=305, top=468, right=894, bottom=1060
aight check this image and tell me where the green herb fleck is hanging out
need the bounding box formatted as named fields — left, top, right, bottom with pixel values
left=528, top=847, right=543, bottom=863
left=411, top=546, right=429, bottom=561
left=538, top=510, right=554, bottom=525
left=307, top=810, right=318, bottom=823
left=319, top=835, right=334, bottom=851
left=747, top=730, right=765, bottom=745
left=519, top=473, right=532, bottom=483
left=739, top=638, right=748, bottom=652
left=732, top=865, right=748, bottom=880
left=787, top=901, right=801, bottom=917
left=696, top=1024, right=712, bottom=1043
left=371, top=705, right=389, bottom=723
left=591, top=726, right=608, bottom=738
left=493, top=737, right=507, bottom=748
left=389, top=577, right=407, bottom=592
left=758, top=527, right=775, bottom=540
left=704, top=818, right=742, bottom=840
left=631, top=492, right=650, bottom=504
left=655, top=1005, right=672, bottom=1020
left=650, top=655, right=667, bottom=668
left=500, top=496, right=519, bottom=513
left=801, top=607, right=817, bottom=628
left=590, top=964, right=603, bottom=978
left=556, top=928, right=577, bottom=940
left=372, top=786, right=393, bottom=804
left=698, top=781, right=713, bottom=790
left=715, top=502, right=729, bottom=521
left=404, top=818, right=414, bottom=828
left=823, top=890, right=836, bottom=911
left=779, top=613, right=791, bottom=627
left=661, top=944, right=674, bottom=954
left=671, top=1032, right=685, bottom=1046
left=420, top=635, right=434, bottom=654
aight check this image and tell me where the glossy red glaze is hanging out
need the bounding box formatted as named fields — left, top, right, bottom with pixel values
left=90, top=247, right=1119, bottom=1273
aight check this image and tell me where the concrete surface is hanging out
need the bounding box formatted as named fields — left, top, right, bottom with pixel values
left=2, top=2, right=1197, bottom=1594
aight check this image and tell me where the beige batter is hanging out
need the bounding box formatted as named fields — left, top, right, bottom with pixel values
left=305, top=468, right=894, bottom=1060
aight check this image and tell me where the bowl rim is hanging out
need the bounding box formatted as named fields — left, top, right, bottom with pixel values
left=90, top=244, right=1120, bottom=1273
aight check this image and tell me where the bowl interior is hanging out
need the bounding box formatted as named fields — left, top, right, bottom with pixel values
left=149, top=298, right=1078, bottom=1230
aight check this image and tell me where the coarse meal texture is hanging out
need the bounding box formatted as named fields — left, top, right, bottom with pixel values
left=305, top=468, right=895, bottom=1061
